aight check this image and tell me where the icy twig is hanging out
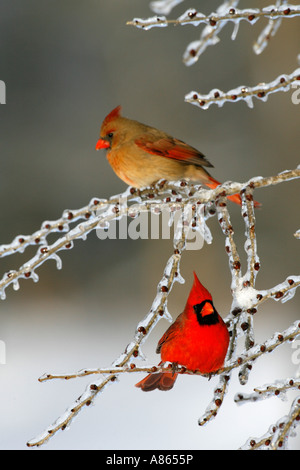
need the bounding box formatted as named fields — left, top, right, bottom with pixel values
left=253, top=0, right=287, bottom=54
left=36, top=318, right=300, bottom=444
left=39, top=319, right=300, bottom=385
left=238, top=189, right=258, bottom=383
left=196, top=169, right=300, bottom=426
left=198, top=319, right=300, bottom=426
left=128, top=2, right=300, bottom=108
left=240, top=396, right=300, bottom=449
left=186, top=182, right=300, bottom=426
left=270, top=397, right=300, bottom=450
left=28, top=180, right=216, bottom=447
left=128, top=0, right=300, bottom=67
left=254, top=276, right=300, bottom=306
left=185, top=68, right=300, bottom=109
left=0, top=197, right=127, bottom=299
left=0, top=181, right=195, bottom=299
left=235, top=377, right=300, bottom=404
left=27, top=232, right=186, bottom=447
left=127, top=5, right=300, bottom=30
left=182, top=0, right=241, bottom=65
left=242, top=186, right=259, bottom=288
left=128, top=1, right=241, bottom=65
left=216, top=197, right=241, bottom=289
left=198, top=374, right=231, bottom=426
left=14, top=167, right=298, bottom=447
left=221, top=320, right=300, bottom=375
left=1, top=169, right=299, bottom=301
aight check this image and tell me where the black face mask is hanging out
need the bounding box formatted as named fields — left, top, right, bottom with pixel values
left=193, top=300, right=219, bottom=326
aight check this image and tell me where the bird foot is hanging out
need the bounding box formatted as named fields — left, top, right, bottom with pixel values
left=171, top=362, right=179, bottom=376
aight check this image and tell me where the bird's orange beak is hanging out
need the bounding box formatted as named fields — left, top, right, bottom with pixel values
left=95, top=138, right=110, bottom=150
left=201, top=302, right=215, bottom=317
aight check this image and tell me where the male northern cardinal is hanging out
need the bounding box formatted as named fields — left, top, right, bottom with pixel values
left=135, top=272, right=230, bottom=391
left=95, top=106, right=256, bottom=206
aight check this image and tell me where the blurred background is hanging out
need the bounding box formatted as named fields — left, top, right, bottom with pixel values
left=0, top=0, right=299, bottom=450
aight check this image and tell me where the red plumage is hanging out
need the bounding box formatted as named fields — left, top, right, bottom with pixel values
left=135, top=273, right=230, bottom=392
left=102, top=105, right=122, bottom=127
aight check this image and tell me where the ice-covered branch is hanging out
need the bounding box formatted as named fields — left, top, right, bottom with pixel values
left=23, top=167, right=300, bottom=447
left=223, top=320, right=300, bottom=374
left=1, top=169, right=299, bottom=301
left=240, top=396, right=300, bottom=449
left=35, top=316, right=300, bottom=437
left=253, top=0, right=288, bottom=54
left=194, top=170, right=300, bottom=426
left=185, top=67, right=300, bottom=109
left=27, top=223, right=188, bottom=447
left=38, top=319, right=300, bottom=384
left=128, top=2, right=300, bottom=67
left=128, top=4, right=300, bottom=31
left=235, top=377, right=300, bottom=404
left=128, top=1, right=300, bottom=108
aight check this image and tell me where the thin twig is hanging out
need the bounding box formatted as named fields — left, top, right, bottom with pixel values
left=186, top=68, right=300, bottom=109
left=127, top=5, right=300, bottom=29
left=27, top=235, right=185, bottom=446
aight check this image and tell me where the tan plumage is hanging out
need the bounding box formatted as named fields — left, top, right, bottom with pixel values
left=96, top=106, right=260, bottom=206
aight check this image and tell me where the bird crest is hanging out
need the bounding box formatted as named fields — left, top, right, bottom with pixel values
left=102, top=105, right=122, bottom=127
left=187, top=272, right=213, bottom=307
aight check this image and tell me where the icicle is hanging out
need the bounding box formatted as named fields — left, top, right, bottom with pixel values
left=150, top=0, right=184, bottom=15
left=12, top=279, right=20, bottom=291
left=231, top=20, right=240, bottom=40
left=50, top=253, right=63, bottom=270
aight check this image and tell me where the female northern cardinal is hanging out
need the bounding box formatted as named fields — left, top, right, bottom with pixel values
left=95, top=106, right=255, bottom=206
left=135, top=272, right=230, bottom=392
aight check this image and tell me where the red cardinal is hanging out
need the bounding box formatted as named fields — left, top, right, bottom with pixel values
left=135, top=272, right=230, bottom=392
left=95, top=106, right=258, bottom=206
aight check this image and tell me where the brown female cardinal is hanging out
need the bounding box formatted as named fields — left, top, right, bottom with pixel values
left=135, top=272, right=230, bottom=392
left=95, top=105, right=255, bottom=206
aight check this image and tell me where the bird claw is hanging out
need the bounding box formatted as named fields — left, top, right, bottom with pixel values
left=171, top=362, right=179, bottom=376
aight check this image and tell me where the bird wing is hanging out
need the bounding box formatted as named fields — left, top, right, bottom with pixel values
left=156, top=315, right=184, bottom=354
left=135, top=135, right=213, bottom=168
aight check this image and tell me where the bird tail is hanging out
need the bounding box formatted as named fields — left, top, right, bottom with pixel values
left=206, top=176, right=261, bottom=208
left=135, top=371, right=178, bottom=392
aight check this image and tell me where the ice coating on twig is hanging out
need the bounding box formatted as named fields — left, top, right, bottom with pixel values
left=240, top=395, right=300, bottom=450
left=128, top=4, right=300, bottom=62
left=129, top=15, right=168, bottom=30
left=127, top=1, right=300, bottom=111
left=253, top=0, right=287, bottom=55
left=150, top=0, right=184, bottom=15
left=24, top=168, right=300, bottom=447
left=185, top=68, right=300, bottom=109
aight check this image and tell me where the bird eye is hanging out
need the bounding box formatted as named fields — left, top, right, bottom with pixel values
left=107, top=132, right=114, bottom=139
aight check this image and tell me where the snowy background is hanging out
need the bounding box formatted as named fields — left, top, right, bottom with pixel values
left=0, top=0, right=299, bottom=449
